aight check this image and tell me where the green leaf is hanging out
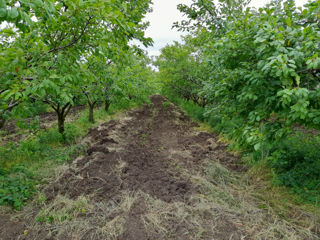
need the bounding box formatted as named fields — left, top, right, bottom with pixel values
left=254, top=143, right=261, bottom=151
left=34, top=0, right=43, bottom=7
left=0, top=0, right=5, bottom=8
left=286, top=17, right=291, bottom=27
left=0, top=8, right=6, bottom=18
left=8, top=7, right=19, bottom=19
left=302, top=9, right=308, bottom=16
left=49, top=74, right=59, bottom=79
left=295, top=75, right=300, bottom=86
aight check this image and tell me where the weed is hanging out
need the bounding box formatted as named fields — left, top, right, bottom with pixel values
left=151, top=108, right=158, bottom=118
left=140, top=133, right=147, bottom=146
left=164, top=94, right=205, bottom=122
left=16, top=116, right=41, bottom=134
left=162, top=101, right=171, bottom=108
left=0, top=166, right=37, bottom=210
left=36, top=195, right=88, bottom=224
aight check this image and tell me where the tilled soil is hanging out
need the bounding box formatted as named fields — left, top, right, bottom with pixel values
left=0, top=95, right=318, bottom=240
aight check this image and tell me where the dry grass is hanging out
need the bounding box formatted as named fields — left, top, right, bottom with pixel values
left=14, top=176, right=320, bottom=239
left=142, top=156, right=319, bottom=240
left=16, top=162, right=320, bottom=240
left=197, top=161, right=319, bottom=240
left=19, top=191, right=139, bottom=239
left=247, top=164, right=320, bottom=233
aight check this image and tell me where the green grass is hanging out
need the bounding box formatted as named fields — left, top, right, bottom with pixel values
left=268, top=133, right=320, bottom=203
left=163, top=94, right=206, bottom=122
left=0, top=98, right=146, bottom=209
left=165, top=93, right=320, bottom=206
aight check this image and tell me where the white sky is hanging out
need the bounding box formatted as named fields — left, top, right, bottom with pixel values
left=145, top=0, right=309, bottom=57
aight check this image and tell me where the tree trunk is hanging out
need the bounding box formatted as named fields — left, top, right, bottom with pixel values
left=57, top=113, right=65, bottom=134
left=0, top=116, right=5, bottom=129
left=105, top=100, right=110, bottom=112
left=48, top=101, right=72, bottom=138
left=89, top=103, right=94, bottom=123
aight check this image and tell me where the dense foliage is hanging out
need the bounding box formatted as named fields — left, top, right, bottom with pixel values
left=156, top=0, right=320, bottom=202
left=0, top=0, right=153, bottom=132
left=0, top=0, right=156, bottom=208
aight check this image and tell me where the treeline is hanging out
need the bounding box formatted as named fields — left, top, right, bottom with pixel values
left=0, top=0, right=155, bottom=134
left=0, top=0, right=158, bottom=209
left=155, top=0, right=320, bottom=202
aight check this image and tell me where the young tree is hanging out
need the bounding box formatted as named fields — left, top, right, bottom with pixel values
left=155, top=39, right=209, bottom=106
left=1, top=0, right=153, bottom=133
left=159, top=0, right=320, bottom=149
left=80, top=55, right=111, bottom=123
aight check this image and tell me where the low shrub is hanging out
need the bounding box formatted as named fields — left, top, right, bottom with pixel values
left=269, top=133, right=320, bottom=203
left=0, top=166, right=38, bottom=210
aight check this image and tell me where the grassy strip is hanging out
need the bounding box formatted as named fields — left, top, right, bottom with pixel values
left=165, top=94, right=320, bottom=224
left=0, top=99, right=144, bottom=210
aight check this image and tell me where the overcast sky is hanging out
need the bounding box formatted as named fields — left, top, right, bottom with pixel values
left=144, top=0, right=309, bottom=57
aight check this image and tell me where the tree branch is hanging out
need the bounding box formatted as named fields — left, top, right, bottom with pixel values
left=298, top=67, right=320, bottom=74
left=47, top=16, right=94, bottom=54
left=27, top=15, right=94, bottom=68
left=63, top=103, right=72, bottom=118
left=43, top=97, right=58, bottom=112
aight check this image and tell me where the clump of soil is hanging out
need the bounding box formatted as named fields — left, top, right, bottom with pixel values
left=1, top=95, right=318, bottom=240
left=0, top=214, right=26, bottom=240
left=46, top=95, right=197, bottom=203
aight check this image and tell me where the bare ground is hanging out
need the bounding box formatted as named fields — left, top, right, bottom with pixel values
left=0, top=95, right=319, bottom=240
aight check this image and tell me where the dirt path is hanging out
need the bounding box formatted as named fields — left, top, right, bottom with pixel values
left=0, top=95, right=318, bottom=240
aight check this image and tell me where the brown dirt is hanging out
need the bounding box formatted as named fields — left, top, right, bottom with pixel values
left=1, top=95, right=318, bottom=240
left=118, top=198, right=152, bottom=240
left=0, top=214, right=26, bottom=240
left=45, top=96, right=199, bottom=204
